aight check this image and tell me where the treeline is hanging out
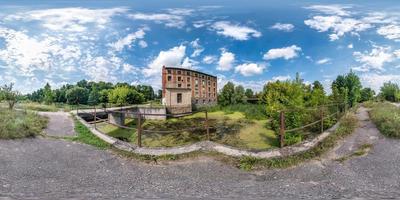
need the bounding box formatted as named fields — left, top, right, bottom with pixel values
left=379, top=82, right=400, bottom=102
left=26, top=80, right=161, bottom=106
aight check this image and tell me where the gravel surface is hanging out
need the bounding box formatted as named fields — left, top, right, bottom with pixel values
left=1, top=107, right=400, bottom=199
left=38, top=112, right=75, bottom=137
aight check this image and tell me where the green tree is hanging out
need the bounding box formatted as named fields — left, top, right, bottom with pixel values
left=0, top=83, right=20, bottom=109
left=345, top=71, right=362, bottom=107
left=137, top=85, right=155, bottom=101
left=309, top=81, right=326, bottom=106
left=245, top=88, right=254, bottom=98
left=65, top=86, right=89, bottom=105
left=380, top=82, right=399, bottom=102
left=234, top=85, right=246, bottom=103
left=108, top=86, right=145, bottom=106
left=43, top=83, right=54, bottom=105
left=88, top=86, right=100, bottom=105
left=218, top=82, right=235, bottom=106
left=99, top=89, right=110, bottom=107
left=360, top=88, right=375, bottom=102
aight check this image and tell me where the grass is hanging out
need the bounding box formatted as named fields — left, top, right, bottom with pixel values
left=0, top=108, right=48, bottom=139
left=98, top=110, right=278, bottom=150
left=71, top=119, right=110, bottom=149
left=335, top=143, right=373, bottom=163
left=197, top=104, right=266, bottom=120
left=16, top=102, right=60, bottom=112
left=368, top=102, right=400, bottom=138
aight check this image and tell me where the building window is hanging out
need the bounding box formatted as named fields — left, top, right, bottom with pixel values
left=167, top=70, right=171, bottom=74
left=167, top=76, right=171, bottom=81
left=187, top=84, right=191, bottom=87
left=195, top=73, right=198, bottom=77
left=178, top=83, right=182, bottom=88
left=208, top=77, right=210, bottom=80
left=177, top=70, right=181, bottom=75
left=177, top=93, right=182, bottom=103
left=187, top=77, right=190, bottom=82
left=178, top=76, right=181, bottom=81
left=187, top=71, right=190, bottom=76
left=202, top=80, right=205, bottom=86
left=213, top=82, right=216, bottom=86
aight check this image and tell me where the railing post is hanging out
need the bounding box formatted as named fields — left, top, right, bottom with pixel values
left=279, top=111, right=285, bottom=148
left=94, top=105, right=97, bottom=130
left=137, top=113, right=142, bottom=148
left=320, top=108, right=324, bottom=133
left=205, top=110, right=210, bottom=141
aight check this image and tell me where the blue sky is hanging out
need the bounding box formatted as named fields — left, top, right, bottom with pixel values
left=1, top=0, right=400, bottom=93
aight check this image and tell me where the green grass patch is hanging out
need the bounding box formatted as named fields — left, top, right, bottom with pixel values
left=369, top=102, right=400, bottom=138
left=71, top=119, right=110, bottom=149
left=0, top=108, right=48, bottom=139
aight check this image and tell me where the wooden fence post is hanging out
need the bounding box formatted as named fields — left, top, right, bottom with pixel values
left=137, top=113, right=142, bottom=148
left=205, top=110, right=210, bottom=141
left=279, top=111, right=285, bottom=148
left=320, top=108, right=324, bottom=133
left=94, top=105, right=97, bottom=130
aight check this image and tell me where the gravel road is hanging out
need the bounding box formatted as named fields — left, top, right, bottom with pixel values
left=38, top=112, right=75, bottom=137
left=1, top=107, right=400, bottom=199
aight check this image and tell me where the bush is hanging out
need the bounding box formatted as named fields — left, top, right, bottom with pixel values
left=369, top=103, right=400, bottom=138
left=0, top=109, right=48, bottom=139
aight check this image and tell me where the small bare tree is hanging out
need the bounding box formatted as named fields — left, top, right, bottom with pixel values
left=0, top=83, right=20, bottom=110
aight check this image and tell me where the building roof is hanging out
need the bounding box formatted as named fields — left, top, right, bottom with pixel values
left=164, top=66, right=217, bottom=79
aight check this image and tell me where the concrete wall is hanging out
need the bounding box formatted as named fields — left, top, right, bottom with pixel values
left=109, top=112, right=125, bottom=126
left=165, top=88, right=192, bottom=114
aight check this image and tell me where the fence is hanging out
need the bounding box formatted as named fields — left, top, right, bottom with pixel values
left=278, top=103, right=347, bottom=148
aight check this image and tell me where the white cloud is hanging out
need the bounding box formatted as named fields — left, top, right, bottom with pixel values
left=348, top=43, right=354, bottom=49
left=235, top=63, right=266, bottom=76
left=353, top=45, right=399, bottom=72
left=143, top=45, right=186, bottom=77
left=316, top=58, right=331, bottom=65
left=83, top=56, right=118, bottom=82
left=138, top=40, right=148, bottom=48
left=6, top=7, right=127, bottom=32
left=202, top=55, right=217, bottom=64
left=110, top=27, right=147, bottom=51
left=122, top=63, right=138, bottom=73
left=377, top=24, right=400, bottom=41
left=272, top=75, right=291, bottom=81
left=181, top=57, right=199, bottom=68
left=304, top=15, right=372, bottom=41
left=217, top=50, right=235, bottom=71
left=270, top=23, right=294, bottom=32
left=305, top=4, right=352, bottom=16
left=128, top=13, right=186, bottom=28
left=360, top=73, right=400, bottom=92
left=190, top=38, right=204, bottom=57
left=263, top=45, right=302, bottom=60
left=193, top=20, right=214, bottom=28
left=211, top=21, right=261, bottom=40
left=165, top=8, right=194, bottom=16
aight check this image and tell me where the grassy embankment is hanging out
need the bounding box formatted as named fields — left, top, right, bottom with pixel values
left=97, top=104, right=278, bottom=150
left=367, top=102, right=400, bottom=138
left=0, top=108, right=48, bottom=139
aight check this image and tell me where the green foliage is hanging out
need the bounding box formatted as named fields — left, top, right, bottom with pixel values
left=360, top=88, right=375, bottom=102
left=234, top=85, right=246, bottom=103
left=43, top=83, right=54, bottom=105
left=284, top=132, right=303, bottom=146
left=108, top=86, right=145, bottom=106
left=331, top=71, right=362, bottom=107
left=218, top=82, right=235, bottom=106
left=380, top=81, right=399, bottom=102
left=308, top=81, right=327, bottom=106
left=66, top=86, right=89, bottom=105
left=0, top=109, right=48, bottom=139
left=245, top=88, right=254, bottom=98
left=88, top=86, right=100, bottom=105
left=1, top=83, right=20, bottom=109
left=369, top=102, right=400, bottom=138
left=199, top=104, right=266, bottom=120
left=137, top=85, right=155, bottom=101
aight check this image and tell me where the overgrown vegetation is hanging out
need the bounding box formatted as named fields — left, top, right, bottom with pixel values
left=72, top=119, right=110, bottom=149
left=0, top=108, right=48, bottom=139
left=369, top=102, right=400, bottom=138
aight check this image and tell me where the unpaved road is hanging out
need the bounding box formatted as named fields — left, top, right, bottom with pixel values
left=38, top=112, right=75, bottom=137
left=1, top=107, right=400, bottom=199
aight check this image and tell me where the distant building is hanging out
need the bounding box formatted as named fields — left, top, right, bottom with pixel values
left=162, top=66, right=217, bottom=114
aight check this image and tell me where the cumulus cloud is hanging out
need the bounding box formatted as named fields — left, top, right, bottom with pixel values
left=316, top=58, right=331, bottom=65
left=353, top=45, right=400, bottom=72
left=5, top=7, right=127, bottom=32
left=263, top=45, right=302, bottom=60
left=110, top=27, right=147, bottom=51
left=211, top=21, right=261, bottom=40
left=138, top=40, right=148, bottom=48
left=305, top=4, right=352, bottom=16
left=143, top=45, right=186, bottom=77
left=360, top=73, right=400, bottom=92
left=348, top=44, right=354, bottom=49
left=270, top=23, right=294, bottom=32
left=377, top=24, right=400, bottom=41
left=217, top=50, right=235, bottom=71
left=304, top=15, right=372, bottom=41
left=235, top=63, right=266, bottom=76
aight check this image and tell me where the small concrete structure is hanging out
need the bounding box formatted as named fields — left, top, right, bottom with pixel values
left=108, top=112, right=125, bottom=125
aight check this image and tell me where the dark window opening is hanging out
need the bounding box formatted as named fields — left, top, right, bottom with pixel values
left=177, top=93, right=182, bottom=103
left=167, top=70, right=171, bottom=74
left=167, top=76, right=171, bottom=81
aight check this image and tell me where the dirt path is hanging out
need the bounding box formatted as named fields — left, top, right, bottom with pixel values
left=38, top=112, right=75, bottom=137
left=1, top=107, right=400, bottom=199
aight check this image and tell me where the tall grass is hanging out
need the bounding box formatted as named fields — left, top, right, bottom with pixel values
left=369, top=102, right=400, bottom=138
left=198, top=104, right=267, bottom=120
left=0, top=109, right=48, bottom=139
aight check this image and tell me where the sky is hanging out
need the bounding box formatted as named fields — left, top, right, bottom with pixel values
left=1, top=0, right=400, bottom=94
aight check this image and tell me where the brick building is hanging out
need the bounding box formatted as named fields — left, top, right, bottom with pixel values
left=162, top=66, right=217, bottom=114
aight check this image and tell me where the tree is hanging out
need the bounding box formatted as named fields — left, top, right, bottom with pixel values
left=88, top=86, right=100, bottom=105
left=98, top=89, right=110, bottom=107
left=234, top=85, right=246, bottom=103
left=108, top=86, right=145, bottom=106
left=1, top=83, right=20, bottom=109
left=309, top=81, right=326, bottom=106
left=43, top=83, right=54, bottom=105
left=137, top=85, right=155, bottom=101
left=218, top=82, right=235, bottom=106
left=65, top=86, right=89, bottom=105
left=380, top=82, right=399, bottom=102
left=245, top=88, right=254, bottom=98
left=360, top=88, right=375, bottom=102
left=331, top=71, right=361, bottom=107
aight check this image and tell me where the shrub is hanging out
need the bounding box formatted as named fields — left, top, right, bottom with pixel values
left=369, top=103, right=400, bottom=138
left=0, top=109, right=48, bottom=139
